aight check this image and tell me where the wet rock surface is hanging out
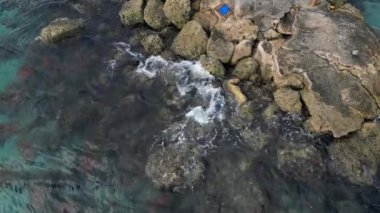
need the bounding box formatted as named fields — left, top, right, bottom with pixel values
left=40, top=18, right=85, bottom=43
left=119, top=0, right=145, bottom=26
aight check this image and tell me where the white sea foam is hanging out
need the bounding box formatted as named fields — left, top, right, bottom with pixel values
left=108, top=42, right=225, bottom=125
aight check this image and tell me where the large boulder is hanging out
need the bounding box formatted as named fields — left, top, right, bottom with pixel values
left=207, top=30, right=234, bottom=63
left=163, top=0, right=191, bottom=29
left=119, top=0, right=144, bottom=26
left=328, top=122, right=380, bottom=185
left=255, top=8, right=380, bottom=137
left=171, top=21, right=208, bottom=59
left=192, top=11, right=218, bottom=32
left=232, top=57, right=259, bottom=80
left=199, top=55, right=225, bottom=78
left=40, top=18, right=85, bottom=43
left=144, top=0, right=171, bottom=30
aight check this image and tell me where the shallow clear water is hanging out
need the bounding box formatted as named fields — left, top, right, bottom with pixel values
left=0, top=1, right=380, bottom=212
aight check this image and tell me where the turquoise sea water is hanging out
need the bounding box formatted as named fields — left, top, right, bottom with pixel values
left=0, top=1, right=379, bottom=212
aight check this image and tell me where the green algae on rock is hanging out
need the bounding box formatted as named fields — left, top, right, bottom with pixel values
left=199, top=54, right=225, bottom=78
left=119, top=0, right=145, bottom=26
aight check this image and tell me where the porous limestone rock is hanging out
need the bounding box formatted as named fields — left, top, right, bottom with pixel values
left=163, top=0, right=191, bottom=28
left=192, top=11, right=218, bottom=32
left=232, top=57, right=259, bottom=80
left=214, top=17, right=258, bottom=43
left=171, top=21, right=208, bottom=59
left=119, top=0, right=144, bottom=26
left=144, top=0, right=171, bottom=30
left=141, top=34, right=164, bottom=55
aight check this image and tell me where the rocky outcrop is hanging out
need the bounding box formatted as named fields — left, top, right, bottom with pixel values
left=40, top=18, right=85, bottom=43
left=171, top=21, right=208, bottom=59
left=163, top=0, right=191, bottom=29
left=199, top=55, right=225, bottom=78
left=119, top=0, right=145, bottom=26
left=328, top=122, right=380, bottom=185
left=144, top=0, right=170, bottom=30
left=207, top=30, right=234, bottom=63
left=214, top=17, right=258, bottom=43
left=255, top=8, right=380, bottom=137
left=141, top=34, right=164, bottom=55
left=145, top=143, right=204, bottom=190
left=273, top=88, right=302, bottom=113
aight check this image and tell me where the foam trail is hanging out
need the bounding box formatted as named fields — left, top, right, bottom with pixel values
left=107, top=42, right=225, bottom=125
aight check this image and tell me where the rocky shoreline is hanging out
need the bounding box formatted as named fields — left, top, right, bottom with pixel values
left=37, top=0, right=380, bottom=196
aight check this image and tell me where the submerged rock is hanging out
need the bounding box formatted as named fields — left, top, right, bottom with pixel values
left=329, top=122, right=380, bottom=185
left=171, top=21, right=208, bottom=59
left=277, top=142, right=326, bottom=183
left=145, top=143, right=204, bottom=190
left=163, top=0, right=191, bottom=29
left=40, top=18, right=85, bottom=43
left=141, top=34, right=164, bottom=55
left=144, top=0, right=171, bottom=30
left=119, top=0, right=145, bottom=26
left=199, top=55, right=225, bottom=78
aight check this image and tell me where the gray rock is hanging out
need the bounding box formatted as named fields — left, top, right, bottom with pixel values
left=199, top=55, right=225, bottom=78
left=171, top=21, right=208, bottom=59
left=144, top=0, right=170, bottom=30
left=163, top=0, right=191, bottom=29
left=232, top=57, right=259, bottom=80
left=40, top=18, right=85, bottom=43
left=141, top=34, right=164, bottom=55
left=119, top=0, right=144, bottom=26
left=207, top=30, right=234, bottom=63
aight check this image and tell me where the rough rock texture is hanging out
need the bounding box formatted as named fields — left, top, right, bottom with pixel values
left=232, top=57, right=259, bottom=80
left=145, top=143, right=204, bottom=190
left=329, top=122, right=380, bottom=185
left=223, top=79, right=247, bottom=105
left=163, top=0, right=191, bottom=29
left=171, top=21, right=208, bottom=59
left=277, top=142, right=326, bottom=183
left=119, top=0, right=144, bottom=26
left=231, top=40, right=253, bottom=65
left=192, top=11, right=218, bottom=32
left=214, top=17, right=258, bottom=43
left=199, top=55, right=225, bottom=78
left=263, top=29, right=281, bottom=40
left=207, top=30, right=234, bottom=64
left=255, top=8, right=380, bottom=137
left=40, top=18, right=85, bottom=43
left=144, top=0, right=170, bottom=30
left=273, top=88, right=302, bottom=113
left=141, top=34, right=164, bottom=55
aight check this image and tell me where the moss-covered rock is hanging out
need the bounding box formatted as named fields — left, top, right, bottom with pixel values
left=232, top=57, right=259, bottom=80
left=207, top=30, right=234, bottom=64
left=273, top=88, right=302, bottom=113
left=163, top=0, right=191, bottom=29
left=141, top=34, right=164, bottom=55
